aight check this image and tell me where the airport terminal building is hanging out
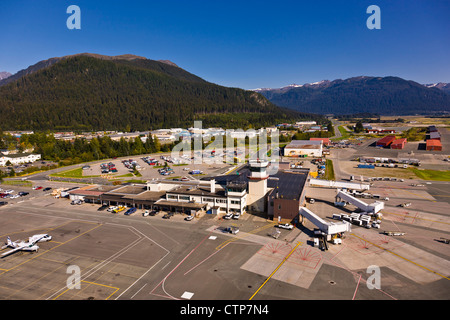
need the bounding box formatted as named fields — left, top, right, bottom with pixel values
left=68, top=160, right=310, bottom=221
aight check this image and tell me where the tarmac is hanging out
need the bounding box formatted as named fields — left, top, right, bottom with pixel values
left=0, top=183, right=449, bottom=300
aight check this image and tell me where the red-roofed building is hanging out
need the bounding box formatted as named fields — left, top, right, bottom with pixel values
left=310, top=137, right=331, bottom=146
left=376, top=135, right=396, bottom=147
left=426, top=139, right=442, bottom=151
left=391, top=138, right=407, bottom=149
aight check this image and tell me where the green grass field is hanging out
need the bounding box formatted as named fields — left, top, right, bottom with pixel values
left=0, top=179, right=33, bottom=187
left=332, top=126, right=351, bottom=141
left=50, top=167, right=100, bottom=179
left=410, top=168, right=450, bottom=181
left=324, top=159, right=335, bottom=180
left=50, top=167, right=83, bottom=178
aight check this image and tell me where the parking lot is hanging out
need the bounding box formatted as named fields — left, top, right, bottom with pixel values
left=79, top=153, right=234, bottom=183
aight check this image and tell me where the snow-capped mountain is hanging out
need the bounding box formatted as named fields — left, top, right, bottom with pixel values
left=0, top=72, right=11, bottom=81
left=424, top=82, right=450, bottom=94
left=252, top=80, right=332, bottom=93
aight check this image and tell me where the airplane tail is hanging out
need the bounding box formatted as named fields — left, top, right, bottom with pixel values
left=1, top=236, right=12, bottom=249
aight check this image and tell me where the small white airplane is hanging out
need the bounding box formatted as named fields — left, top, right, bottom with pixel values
left=1, top=234, right=52, bottom=258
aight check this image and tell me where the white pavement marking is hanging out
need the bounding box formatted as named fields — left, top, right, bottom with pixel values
left=181, top=291, right=194, bottom=299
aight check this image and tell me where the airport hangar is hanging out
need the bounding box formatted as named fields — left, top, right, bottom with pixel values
left=283, top=140, right=323, bottom=157
left=67, top=160, right=309, bottom=222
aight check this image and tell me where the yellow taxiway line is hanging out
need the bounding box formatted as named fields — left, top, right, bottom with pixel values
left=249, top=241, right=302, bottom=300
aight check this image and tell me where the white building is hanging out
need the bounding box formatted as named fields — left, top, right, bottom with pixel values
left=295, top=121, right=317, bottom=126
left=0, top=153, right=42, bottom=166
left=147, top=179, right=247, bottom=215
left=283, top=140, right=323, bottom=157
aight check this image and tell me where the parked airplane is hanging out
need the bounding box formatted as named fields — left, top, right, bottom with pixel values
left=1, top=234, right=52, bottom=258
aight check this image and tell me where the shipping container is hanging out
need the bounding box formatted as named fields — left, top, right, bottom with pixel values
left=358, top=164, right=375, bottom=169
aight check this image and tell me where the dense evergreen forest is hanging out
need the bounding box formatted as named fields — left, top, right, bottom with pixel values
left=0, top=55, right=323, bottom=131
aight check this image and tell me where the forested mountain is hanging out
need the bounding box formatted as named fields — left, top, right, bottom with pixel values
left=0, top=54, right=320, bottom=131
left=255, top=76, right=450, bottom=115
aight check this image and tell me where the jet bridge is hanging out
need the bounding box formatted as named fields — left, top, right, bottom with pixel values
left=299, top=207, right=351, bottom=236
left=336, top=190, right=384, bottom=214
left=309, top=178, right=370, bottom=191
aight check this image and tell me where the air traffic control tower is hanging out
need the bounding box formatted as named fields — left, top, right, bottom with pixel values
left=247, top=159, right=270, bottom=213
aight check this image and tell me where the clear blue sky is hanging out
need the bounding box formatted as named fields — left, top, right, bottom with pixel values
left=1, top=0, right=449, bottom=89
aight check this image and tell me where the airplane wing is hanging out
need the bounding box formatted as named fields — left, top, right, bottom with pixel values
left=1, top=247, right=22, bottom=257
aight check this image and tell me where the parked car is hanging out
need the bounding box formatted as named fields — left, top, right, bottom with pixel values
left=71, top=199, right=83, bottom=205
left=0, top=201, right=8, bottom=206
left=18, top=192, right=29, bottom=196
left=185, top=215, right=194, bottom=221
left=163, top=212, right=174, bottom=219
left=112, top=206, right=126, bottom=214
left=223, top=213, right=233, bottom=220
left=124, top=207, right=137, bottom=216
left=97, top=205, right=109, bottom=211
left=43, top=187, right=52, bottom=192
left=277, top=223, right=294, bottom=230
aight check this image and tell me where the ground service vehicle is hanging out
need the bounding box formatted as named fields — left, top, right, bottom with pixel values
left=277, top=223, right=294, bottom=230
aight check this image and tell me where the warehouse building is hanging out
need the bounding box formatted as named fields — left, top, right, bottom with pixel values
left=284, top=140, right=323, bottom=157
left=427, top=131, right=441, bottom=141
left=426, top=139, right=442, bottom=151
left=376, top=135, right=396, bottom=148
left=391, top=138, right=407, bottom=149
